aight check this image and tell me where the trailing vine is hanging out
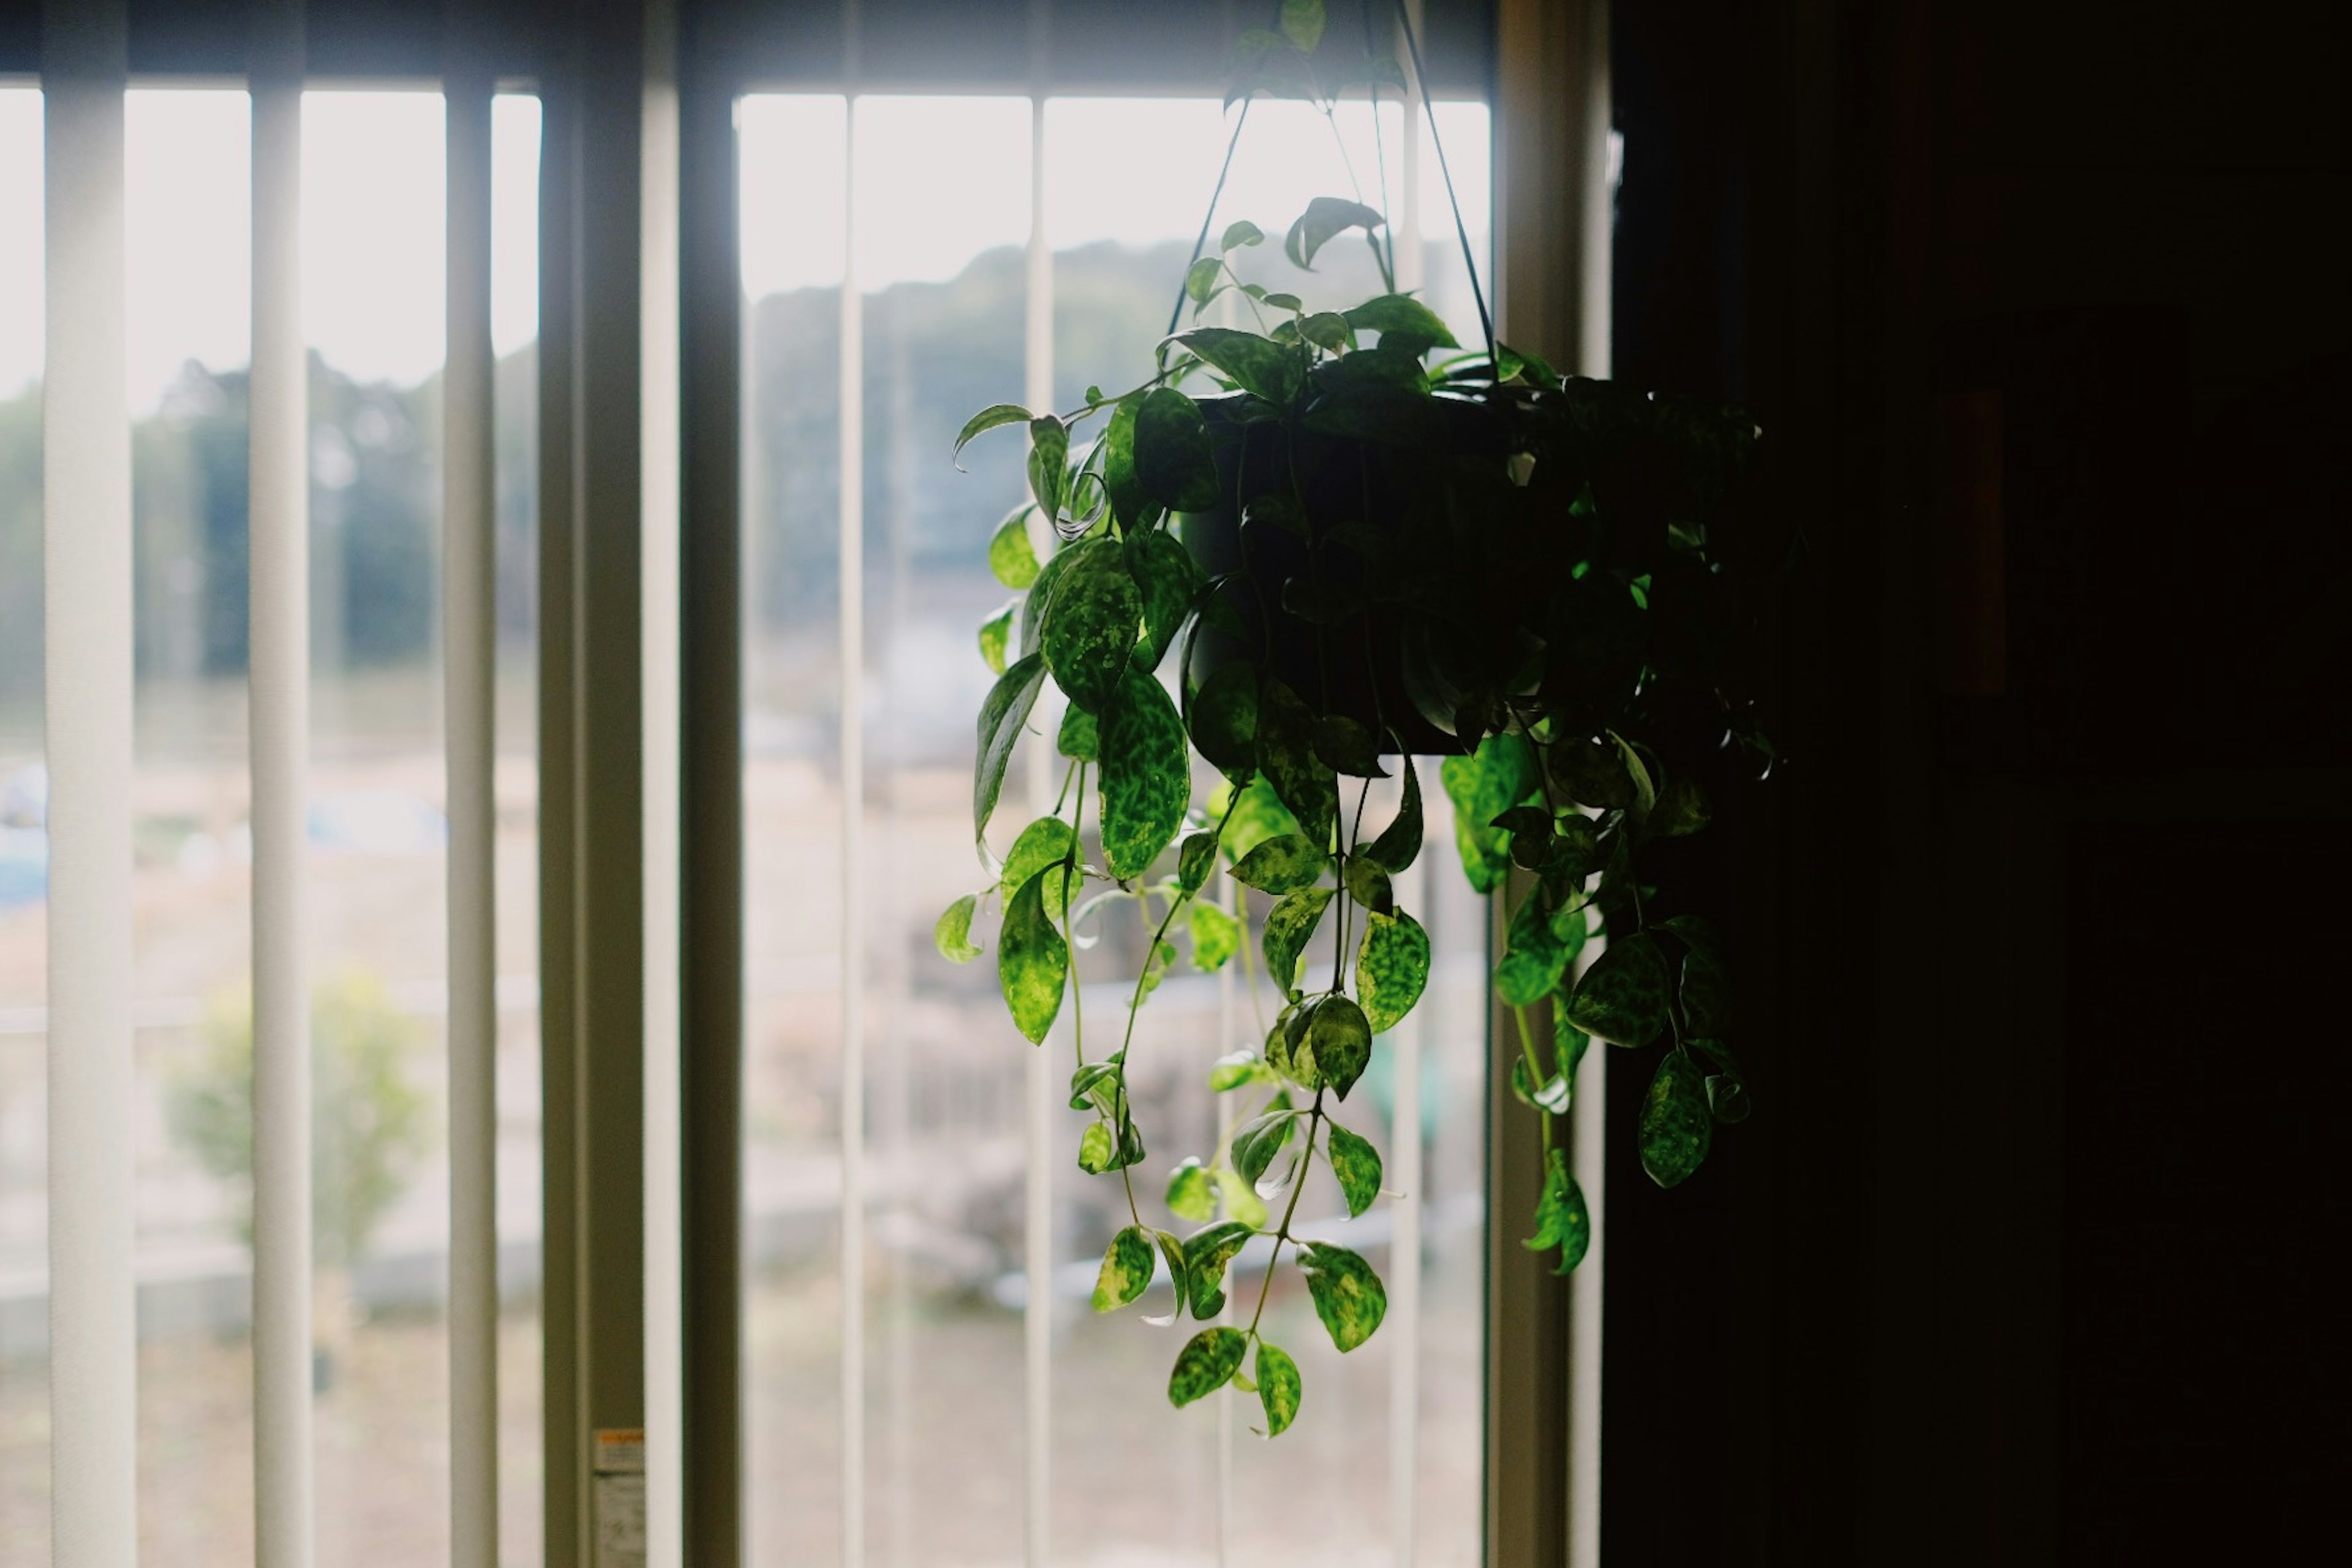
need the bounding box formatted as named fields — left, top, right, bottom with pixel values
left=936, top=0, right=1772, bottom=1434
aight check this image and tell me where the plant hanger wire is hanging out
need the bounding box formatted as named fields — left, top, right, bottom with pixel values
left=1166, top=0, right=1496, bottom=374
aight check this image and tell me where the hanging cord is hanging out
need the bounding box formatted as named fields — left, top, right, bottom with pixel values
left=1391, top=0, right=1496, bottom=371
left=1361, top=0, right=1398, bottom=286
left=1166, top=99, right=1256, bottom=339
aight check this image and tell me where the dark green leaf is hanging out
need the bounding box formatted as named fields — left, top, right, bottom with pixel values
left=1311, top=715, right=1387, bottom=778
left=1184, top=255, right=1226, bottom=306
left=1177, top=830, right=1219, bottom=894
left=1278, top=0, right=1325, bottom=53
left=1099, top=395, right=1155, bottom=530
left=1189, top=900, right=1241, bottom=971
left=1182, top=1219, right=1254, bottom=1317
left=953, top=402, right=1031, bottom=466
left=998, top=869, right=1069, bottom=1044
left=1261, top=886, right=1333, bottom=999
left=1042, top=540, right=1140, bottom=712
left=1298, top=311, right=1354, bottom=352
left=934, top=893, right=982, bottom=963
left=1309, top=995, right=1373, bottom=1098
left=1652, top=776, right=1711, bottom=837
left=1093, top=1225, right=1156, bottom=1312
left=1327, top=1121, right=1382, bottom=1217
left=1670, top=919, right=1732, bottom=1036
left=978, top=600, right=1016, bottom=675
left=1494, top=891, right=1572, bottom=1007
left=1355, top=909, right=1430, bottom=1033
left=1186, top=662, right=1259, bottom=777
left=1150, top=1229, right=1193, bottom=1322
left=974, top=653, right=1048, bottom=840
left=1019, top=540, right=1080, bottom=659
left=1057, top=703, right=1098, bottom=762
left=1566, top=933, right=1671, bottom=1047
left=1299, top=1242, right=1386, bottom=1352
left=1526, top=1147, right=1591, bottom=1273
left=1168, top=1326, right=1247, bottom=1406
left=1284, top=196, right=1385, bottom=271
left=1126, top=528, right=1203, bottom=674
left=1221, top=219, right=1265, bottom=252
left=1362, top=753, right=1423, bottom=874
left=1255, top=679, right=1338, bottom=849
left=1175, top=327, right=1304, bottom=405
left=1232, top=1109, right=1298, bottom=1188
left=1166, top=1159, right=1216, bottom=1222
left=1341, top=293, right=1460, bottom=355
left=1027, top=415, right=1069, bottom=521
left=1510, top=1054, right=1570, bottom=1115
left=1134, top=387, right=1221, bottom=514
left=1069, top=1060, right=1122, bottom=1114
left=1640, top=1051, right=1713, bottom=1188
left=1343, top=856, right=1392, bottom=913
left=1261, top=290, right=1303, bottom=312
left=1097, top=665, right=1189, bottom=878
left=1230, top=832, right=1330, bottom=894
left=1688, top=1036, right=1749, bottom=1122
left=1547, top=734, right=1635, bottom=810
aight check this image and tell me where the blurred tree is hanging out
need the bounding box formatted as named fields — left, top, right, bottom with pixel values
left=164, top=965, right=431, bottom=1272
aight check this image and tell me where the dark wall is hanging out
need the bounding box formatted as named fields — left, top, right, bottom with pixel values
left=1601, top=1, right=2351, bottom=1562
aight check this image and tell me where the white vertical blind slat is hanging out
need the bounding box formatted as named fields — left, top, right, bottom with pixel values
left=839, top=15, right=870, bottom=1563
left=443, top=61, right=501, bottom=1568
left=641, top=2, right=687, bottom=1562
left=249, top=5, right=315, bottom=1561
left=41, top=2, right=137, bottom=1562
left=1020, top=80, right=1054, bottom=1568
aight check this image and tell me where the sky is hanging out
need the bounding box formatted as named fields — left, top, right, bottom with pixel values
left=0, top=88, right=1487, bottom=409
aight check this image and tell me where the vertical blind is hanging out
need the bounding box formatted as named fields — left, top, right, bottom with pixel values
left=25, top=4, right=1525, bottom=1565
left=34, top=1, right=509, bottom=1561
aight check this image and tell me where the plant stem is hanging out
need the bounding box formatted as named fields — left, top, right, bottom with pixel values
left=1249, top=1087, right=1327, bottom=1336
left=1167, top=97, right=1256, bottom=339
left=1064, top=761, right=1089, bottom=1069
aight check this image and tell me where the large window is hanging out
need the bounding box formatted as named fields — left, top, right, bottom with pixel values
left=0, top=86, right=545, bottom=1568
left=739, top=88, right=1495, bottom=1567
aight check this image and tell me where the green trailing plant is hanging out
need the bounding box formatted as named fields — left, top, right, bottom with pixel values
left=938, top=0, right=1774, bottom=1434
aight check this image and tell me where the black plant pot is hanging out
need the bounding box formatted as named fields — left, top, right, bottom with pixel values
left=1179, top=390, right=1522, bottom=758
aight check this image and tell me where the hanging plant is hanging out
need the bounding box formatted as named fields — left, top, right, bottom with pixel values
left=938, top=0, right=1775, bottom=1434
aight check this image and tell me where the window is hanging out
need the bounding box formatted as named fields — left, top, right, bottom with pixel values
left=9, top=5, right=1566, bottom=1565
left=738, top=87, right=1495, bottom=1567
left=0, top=84, right=545, bottom=1568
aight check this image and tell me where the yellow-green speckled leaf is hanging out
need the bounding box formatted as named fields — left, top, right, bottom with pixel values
left=1254, top=1340, right=1301, bottom=1436
left=1355, top=909, right=1430, bottom=1033
left=1300, top=1242, right=1387, bottom=1352
left=1097, top=665, right=1189, bottom=878
left=1093, top=1224, right=1156, bottom=1313
left=997, top=867, right=1069, bottom=1044
left=1326, top=1120, right=1382, bottom=1218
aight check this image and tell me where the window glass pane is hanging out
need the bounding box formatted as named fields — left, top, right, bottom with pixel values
left=745, top=88, right=1492, bottom=1568
left=0, top=82, right=46, bottom=1568
left=0, top=86, right=542, bottom=1568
